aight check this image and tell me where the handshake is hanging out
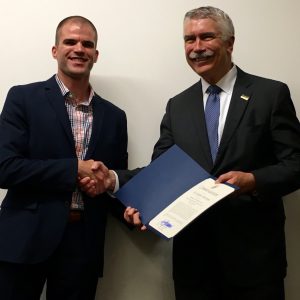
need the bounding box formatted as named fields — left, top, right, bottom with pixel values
left=78, top=159, right=146, bottom=230
left=77, top=159, right=115, bottom=197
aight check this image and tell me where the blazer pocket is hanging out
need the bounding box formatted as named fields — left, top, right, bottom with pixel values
left=238, top=123, right=266, bottom=136
left=233, top=123, right=270, bottom=153
left=1, top=197, right=38, bottom=210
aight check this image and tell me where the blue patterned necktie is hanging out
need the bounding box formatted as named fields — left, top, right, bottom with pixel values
left=205, top=85, right=222, bottom=162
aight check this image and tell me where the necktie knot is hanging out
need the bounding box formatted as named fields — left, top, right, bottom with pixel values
left=207, top=85, right=222, bottom=95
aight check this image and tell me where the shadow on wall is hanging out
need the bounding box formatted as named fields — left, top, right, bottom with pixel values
left=284, top=189, right=300, bottom=299
left=90, top=74, right=171, bottom=110
left=96, top=215, right=175, bottom=300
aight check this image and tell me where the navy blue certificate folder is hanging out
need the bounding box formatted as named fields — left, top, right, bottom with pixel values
left=116, top=144, right=215, bottom=227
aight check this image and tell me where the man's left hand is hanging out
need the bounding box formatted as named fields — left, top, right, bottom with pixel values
left=216, top=171, right=256, bottom=195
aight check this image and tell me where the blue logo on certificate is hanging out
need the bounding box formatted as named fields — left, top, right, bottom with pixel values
left=160, top=220, right=173, bottom=228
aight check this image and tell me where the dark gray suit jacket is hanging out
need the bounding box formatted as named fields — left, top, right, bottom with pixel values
left=118, top=67, right=300, bottom=285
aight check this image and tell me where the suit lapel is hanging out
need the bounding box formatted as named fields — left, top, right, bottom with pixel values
left=44, top=79, right=105, bottom=159
left=44, top=76, right=75, bottom=148
left=85, top=95, right=104, bottom=159
left=189, top=81, right=214, bottom=168
left=215, top=68, right=253, bottom=165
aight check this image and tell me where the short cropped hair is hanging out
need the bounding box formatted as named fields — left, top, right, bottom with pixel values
left=184, top=6, right=235, bottom=41
left=55, top=16, right=98, bottom=46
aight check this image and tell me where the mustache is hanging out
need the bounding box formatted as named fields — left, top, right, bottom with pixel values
left=189, top=49, right=214, bottom=59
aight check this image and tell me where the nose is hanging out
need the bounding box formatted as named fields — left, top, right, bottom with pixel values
left=193, top=37, right=205, bottom=52
left=74, top=42, right=84, bottom=53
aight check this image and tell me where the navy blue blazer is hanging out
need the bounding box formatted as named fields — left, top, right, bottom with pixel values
left=0, top=76, right=128, bottom=275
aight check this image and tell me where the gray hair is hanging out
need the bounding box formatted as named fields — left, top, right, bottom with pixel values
left=184, top=6, right=235, bottom=41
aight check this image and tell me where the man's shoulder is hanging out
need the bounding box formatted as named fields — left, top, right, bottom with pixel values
left=93, top=93, right=126, bottom=115
left=170, top=81, right=202, bottom=102
left=237, top=67, right=287, bottom=89
left=9, top=76, right=56, bottom=93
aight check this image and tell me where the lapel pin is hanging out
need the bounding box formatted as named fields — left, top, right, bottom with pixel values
left=240, top=94, right=250, bottom=101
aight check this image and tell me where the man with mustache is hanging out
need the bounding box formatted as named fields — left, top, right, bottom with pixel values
left=0, top=16, right=127, bottom=300
left=83, top=6, right=300, bottom=300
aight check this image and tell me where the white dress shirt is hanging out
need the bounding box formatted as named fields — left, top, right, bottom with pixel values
left=201, top=65, right=237, bottom=145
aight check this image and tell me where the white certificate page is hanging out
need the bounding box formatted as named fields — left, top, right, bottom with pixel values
left=149, top=178, right=235, bottom=238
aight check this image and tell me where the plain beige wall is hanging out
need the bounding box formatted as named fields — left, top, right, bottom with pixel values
left=0, top=0, right=299, bottom=299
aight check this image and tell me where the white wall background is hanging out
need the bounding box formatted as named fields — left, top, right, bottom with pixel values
left=0, top=0, right=299, bottom=299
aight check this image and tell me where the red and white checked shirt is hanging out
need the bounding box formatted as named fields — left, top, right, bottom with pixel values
left=56, top=75, right=94, bottom=210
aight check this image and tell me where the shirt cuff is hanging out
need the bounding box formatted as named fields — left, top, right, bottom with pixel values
left=107, top=170, right=119, bottom=197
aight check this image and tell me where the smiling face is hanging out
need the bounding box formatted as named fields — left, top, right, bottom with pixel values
left=52, top=20, right=99, bottom=81
left=184, top=17, right=234, bottom=84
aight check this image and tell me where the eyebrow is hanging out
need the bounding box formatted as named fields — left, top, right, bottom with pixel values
left=62, top=39, right=95, bottom=47
left=184, top=34, right=195, bottom=41
left=184, top=32, right=219, bottom=41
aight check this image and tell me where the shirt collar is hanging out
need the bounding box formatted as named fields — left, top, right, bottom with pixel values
left=201, top=64, right=237, bottom=95
left=55, top=74, right=95, bottom=105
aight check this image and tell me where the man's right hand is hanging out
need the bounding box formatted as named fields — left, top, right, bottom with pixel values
left=78, top=160, right=116, bottom=196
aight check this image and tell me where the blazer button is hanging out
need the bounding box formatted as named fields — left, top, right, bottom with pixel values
left=65, top=201, right=70, bottom=207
